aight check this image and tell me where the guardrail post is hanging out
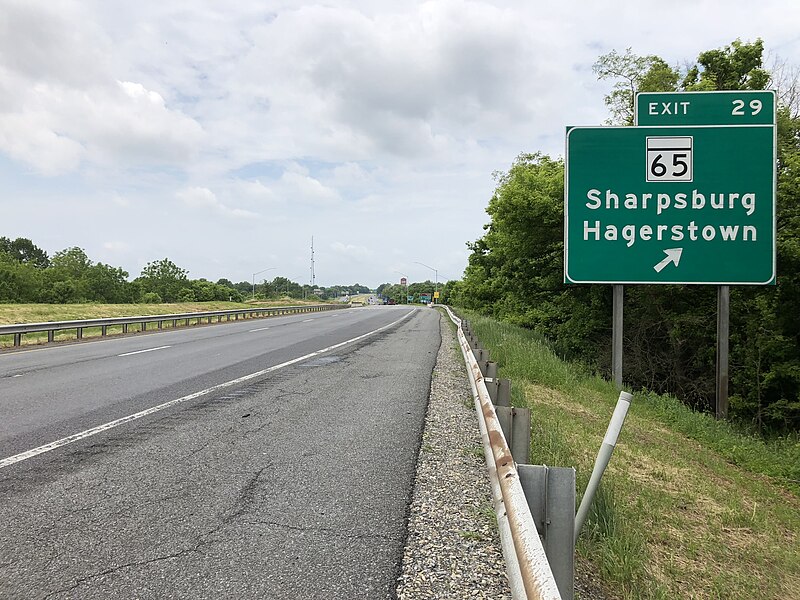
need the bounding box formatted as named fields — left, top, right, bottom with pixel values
left=487, top=378, right=499, bottom=403
left=0, top=304, right=344, bottom=351
left=519, top=465, right=576, bottom=600
left=485, top=361, right=497, bottom=380
left=495, top=405, right=531, bottom=464
left=485, top=362, right=499, bottom=403
left=473, top=347, right=488, bottom=364
left=496, top=378, right=512, bottom=407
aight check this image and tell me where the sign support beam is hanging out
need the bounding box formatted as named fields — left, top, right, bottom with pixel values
left=612, top=285, right=623, bottom=389
left=716, top=285, right=730, bottom=419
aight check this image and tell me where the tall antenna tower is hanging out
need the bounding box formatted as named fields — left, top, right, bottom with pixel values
left=310, top=236, right=315, bottom=288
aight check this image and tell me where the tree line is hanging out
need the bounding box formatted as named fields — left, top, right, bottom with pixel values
left=375, top=280, right=457, bottom=304
left=0, top=239, right=369, bottom=304
left=450, top=39, right=800, bottom=435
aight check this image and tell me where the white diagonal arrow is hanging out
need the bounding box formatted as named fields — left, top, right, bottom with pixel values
left=653, top=248, right=683, bottom=273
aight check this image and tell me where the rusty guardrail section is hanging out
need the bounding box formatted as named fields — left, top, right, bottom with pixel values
left=0, top=304, right=348, bottom=348
left=445, top=306, right=561, bottom=600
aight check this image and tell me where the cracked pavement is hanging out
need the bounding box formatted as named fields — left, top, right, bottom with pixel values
left=0, top=307, right=440, bottom=599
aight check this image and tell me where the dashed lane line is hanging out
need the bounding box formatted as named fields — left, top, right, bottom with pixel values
left=0, top=309, right=416, bottom=470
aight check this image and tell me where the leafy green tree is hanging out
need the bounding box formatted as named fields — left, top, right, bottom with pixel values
left=593, top=49, right=680, bottom=124
left=40, top=280, right=79, bottom=304
left=0, top=237, right=50, bottom=268
left=83, top=263, right=131, bottom=303
left=0, top=252, right=42, bottom=302
left=178, top=288, right=196, bottom=302
left=231, top=280, right=252, bottom=294
left=272, top=277, right=304, bottom=298
left=50, top=247, right=92, bottom=280
left=141, top=292, right=162, bottom=304
left=458, top=40, right=800, bottom=432
left=138, top=258, right=188, bottom=303
left=683, top=38, right=769, bottom=91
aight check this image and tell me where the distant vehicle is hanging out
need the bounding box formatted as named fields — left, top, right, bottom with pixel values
left=387, top=299, right=396, bottom=305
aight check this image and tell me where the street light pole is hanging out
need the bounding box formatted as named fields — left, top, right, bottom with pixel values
left=252, top=267, right=277, bottom=300
left=414, top=261, right=438, bottom=303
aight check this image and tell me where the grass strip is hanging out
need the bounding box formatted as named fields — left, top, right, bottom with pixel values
left=461, top=309, right=800, bottom=600
left=0, top=299, right=333, bottom=348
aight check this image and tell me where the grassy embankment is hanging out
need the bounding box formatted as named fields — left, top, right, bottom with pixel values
left=0, top=298, right=330, bottom=348
left=459, top=309, right=799, bottom=600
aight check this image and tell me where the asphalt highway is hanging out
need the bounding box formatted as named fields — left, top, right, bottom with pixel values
left=0, top=305, right=441, bottom=599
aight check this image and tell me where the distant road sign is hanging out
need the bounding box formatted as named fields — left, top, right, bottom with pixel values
left=636, top=90, right=775, bottom=126
left=400, top=277, right=407, bottom=285
left=565, top=124, right=775, bottom=285
left=433, top=291, right=440, bottom=299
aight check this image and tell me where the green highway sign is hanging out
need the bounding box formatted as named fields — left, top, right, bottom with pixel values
left=636, top=90, right=775, bottom=126
left=565, top=125, right=775, bottom=285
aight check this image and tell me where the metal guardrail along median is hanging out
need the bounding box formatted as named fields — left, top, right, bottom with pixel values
left=444, top=306, right=562, bottom=600
left=0, top=304, right=348, bottom=348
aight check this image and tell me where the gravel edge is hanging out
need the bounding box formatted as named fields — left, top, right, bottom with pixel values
left=396, top=312, right=511, bottom=600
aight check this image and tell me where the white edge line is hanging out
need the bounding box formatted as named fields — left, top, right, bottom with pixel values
left=118, top=345, right=171, bottom=357
left=0, top=309, right=416, bottom=469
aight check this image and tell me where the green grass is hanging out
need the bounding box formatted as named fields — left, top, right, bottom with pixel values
left=0, top=299, right=334, bottom=348
left=457, top=309, right=800, bottom=600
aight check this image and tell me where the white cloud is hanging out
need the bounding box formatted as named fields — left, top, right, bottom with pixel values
left=176, top=186, right=259, bottom=219
left=279, top=168, right=341, bottom=205
left=0, top=112, right=85, bottom=175
left=0, top=1, right=204, bottom=175
left=102, top=240, right=130, bottom=252
left=331, top=242, right=372, bottom=261
left=2, top=0, right=799, bottom=286
left=234, top=179, right=280, bottom=205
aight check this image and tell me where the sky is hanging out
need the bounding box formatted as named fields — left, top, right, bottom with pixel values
left=1, top=1, right=799, bottom=289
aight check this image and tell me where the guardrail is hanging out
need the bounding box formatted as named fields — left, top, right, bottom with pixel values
left=0, top=304, right=348, bottom=348
left=444, top=306, right=562, bottom=600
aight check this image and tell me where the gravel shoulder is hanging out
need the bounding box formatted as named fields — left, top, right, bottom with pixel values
left=396, top=312, right=511, bottom=599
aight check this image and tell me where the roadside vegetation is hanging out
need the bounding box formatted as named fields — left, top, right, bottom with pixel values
left=0, top=299, right=335, bottom=348
left=462, top=309, right=799, bottom=600
left=445, top=38, right=800, bottom=598
left=0, top=238, right=371, bottom=305
left=450, top=39, right=800, bottom=437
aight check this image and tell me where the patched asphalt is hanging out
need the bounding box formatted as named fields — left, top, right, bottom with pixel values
left=0, top=307, right=440, bottom=599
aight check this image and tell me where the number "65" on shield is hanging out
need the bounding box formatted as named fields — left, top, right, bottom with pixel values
left=646, top=136, right=693, bottom=183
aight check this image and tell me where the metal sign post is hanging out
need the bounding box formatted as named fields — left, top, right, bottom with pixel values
left=612, top=285, right=623, bottom=389
left=636, top=90, right=776, bottom=419
left=566, top=90, right=776, bottom=417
